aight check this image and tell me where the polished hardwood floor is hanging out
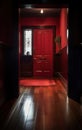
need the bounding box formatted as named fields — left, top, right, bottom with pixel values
left=0, top=78, right=82, bottom=130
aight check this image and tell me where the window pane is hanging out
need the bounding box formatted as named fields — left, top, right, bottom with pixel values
left=24, top=29, right=32, bottom=55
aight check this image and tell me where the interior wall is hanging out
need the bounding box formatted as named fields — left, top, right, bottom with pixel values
left=60, top=8, right=68, bottom=79
left=0, top=0, right=19, bottom=102
left=60, top=8, right=68, bottom=49
left=68, top=8, right=82, bottom=103
left=0, top=0, right=13, bottom=45
left=0, top=0, right=13, bottom=105
left=55, top=8, right=68, bottom=80
left=60, top=46, right=68, bottom=80
left=0, top=44, right=5, bottom=106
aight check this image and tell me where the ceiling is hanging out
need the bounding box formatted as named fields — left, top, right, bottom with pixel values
left=20, top=8, right=61, bottom=17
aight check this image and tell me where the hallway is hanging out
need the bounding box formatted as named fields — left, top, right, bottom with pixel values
left=0, top=1, right=82, bottom=130
left=0, top=78, right=82, bottom=130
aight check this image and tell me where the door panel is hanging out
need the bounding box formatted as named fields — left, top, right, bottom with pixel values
left=33, top=29, right=53, bottom=77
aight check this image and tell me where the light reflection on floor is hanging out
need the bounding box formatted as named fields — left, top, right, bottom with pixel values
left=23, top=95, right=34, bottom=121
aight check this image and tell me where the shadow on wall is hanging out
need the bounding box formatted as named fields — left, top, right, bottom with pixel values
left=55, top=46, right=68, bottom=81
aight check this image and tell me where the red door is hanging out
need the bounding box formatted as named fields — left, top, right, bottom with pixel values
left=33, top=29, right=53, bottom=77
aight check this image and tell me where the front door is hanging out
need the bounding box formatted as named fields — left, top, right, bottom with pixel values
left=33, top=29, right=53, bottom=77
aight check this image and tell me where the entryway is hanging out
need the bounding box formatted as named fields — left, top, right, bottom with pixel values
left=19, top=6, right=68, bottom=81
left=20, top=26, right=55, bottom=78
left=33, top=28, right=54, bottom=77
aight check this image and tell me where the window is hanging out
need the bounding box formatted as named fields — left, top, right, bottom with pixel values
left=24, top=29, right=32, bottom=55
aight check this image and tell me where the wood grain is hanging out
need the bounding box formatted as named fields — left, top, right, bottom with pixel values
left=0, top=78, right=82, bottom=130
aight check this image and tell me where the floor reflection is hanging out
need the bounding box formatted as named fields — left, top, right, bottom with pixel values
left=23, top=95, right=34, bottom=121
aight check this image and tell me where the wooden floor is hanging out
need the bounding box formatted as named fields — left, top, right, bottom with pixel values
left=0, top=78, right=82, bottom=130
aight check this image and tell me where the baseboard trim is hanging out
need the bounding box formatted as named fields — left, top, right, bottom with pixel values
left=56, top=72, right=68, bottom=88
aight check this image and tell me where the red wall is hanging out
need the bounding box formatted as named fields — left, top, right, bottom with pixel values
left=60, top=8, right=68, bottom=80
left=60, top=8, right=68, bottom=49
left=19, top=17, right=60, bottom=54
left=55, top=8, right=68, bottom=80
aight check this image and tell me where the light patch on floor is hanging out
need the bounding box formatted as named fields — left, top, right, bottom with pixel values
left=19, top=79, right=56, bottom=87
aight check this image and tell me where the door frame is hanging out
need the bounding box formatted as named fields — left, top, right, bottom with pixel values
left=21, top=25, right=56, bottom=77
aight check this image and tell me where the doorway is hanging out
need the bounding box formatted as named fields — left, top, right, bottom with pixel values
left=19, top=6, right=68, bottom=80
left=33, top=28, right=54, bottom=77
left=20, top=27, right=55, bottom=78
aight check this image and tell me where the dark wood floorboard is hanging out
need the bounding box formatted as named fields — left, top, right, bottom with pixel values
left=0, top=78, right=82, bottom=130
